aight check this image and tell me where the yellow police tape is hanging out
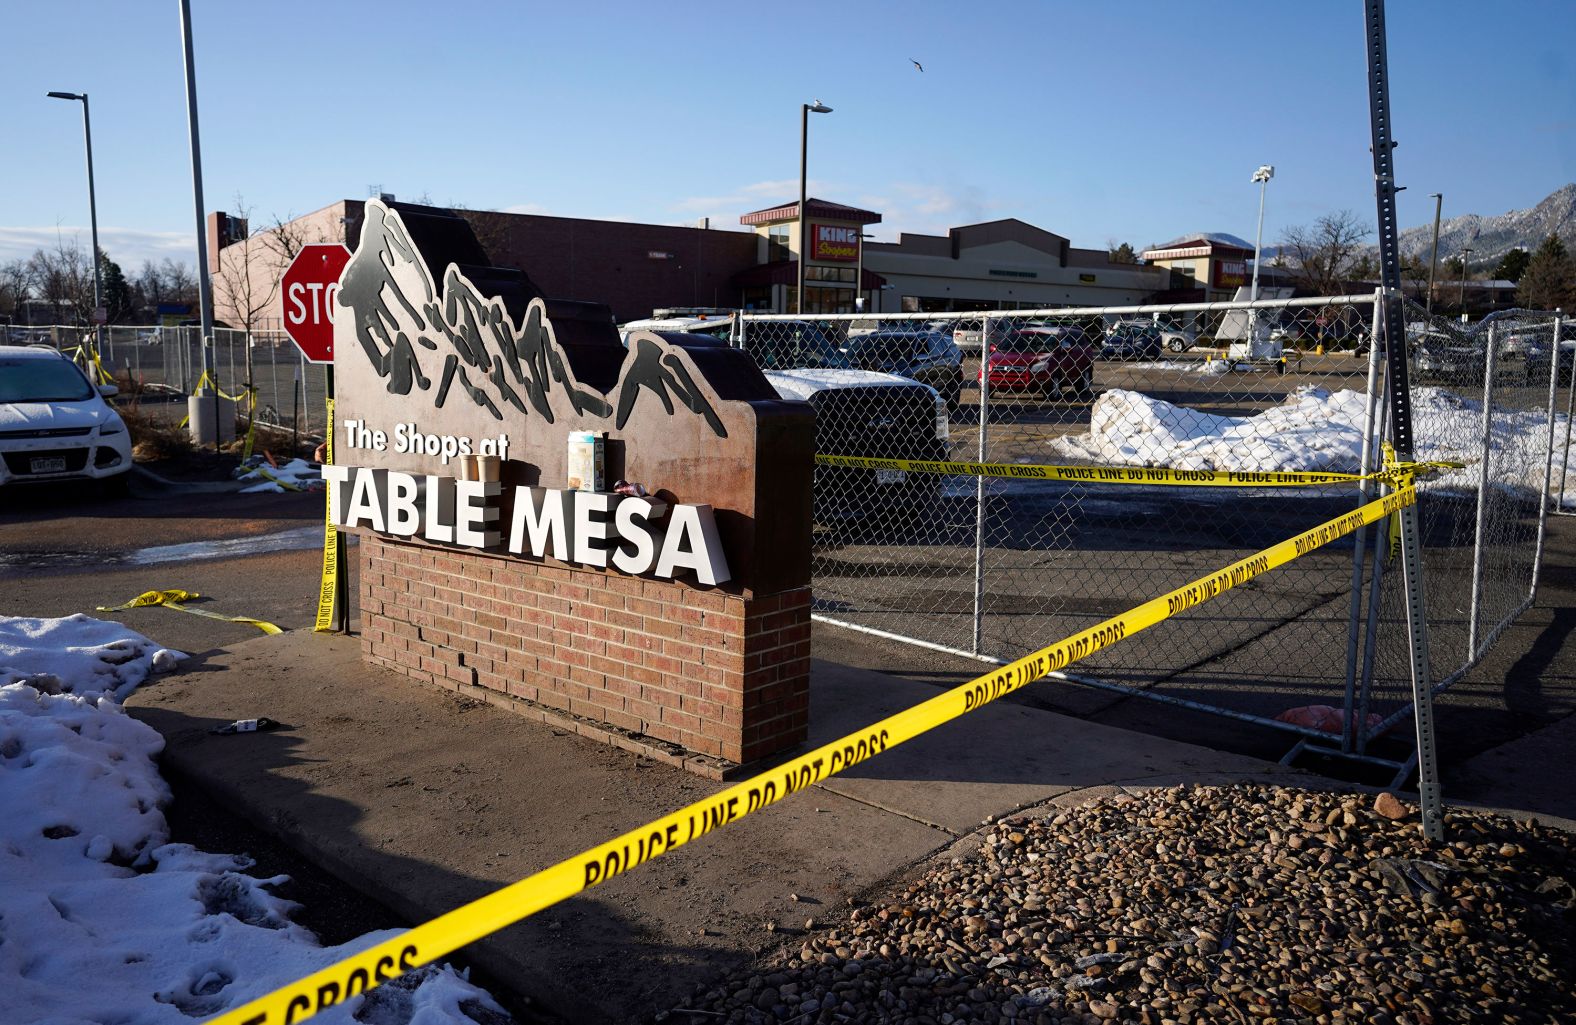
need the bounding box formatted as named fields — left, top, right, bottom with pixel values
left=313, top=398, right=339, bottom=634
left=251, top=465, right=302, bottom=492
left=96, top=589, right=283, bottom=636
left=814, top=453, right=1459, bottom=490
left=205, top=483, right=1416, bottom=1025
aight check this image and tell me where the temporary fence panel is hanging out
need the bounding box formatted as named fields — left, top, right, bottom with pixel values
left=1356, top=305, right=1567, bottom=755
left=23, top=323, right=333, bottom=441
left=737, top=292, right=1560, bottom=774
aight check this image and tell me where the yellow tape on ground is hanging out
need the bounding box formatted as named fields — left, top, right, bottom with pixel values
left=314, top=398, right=339, bottom=634
left=814, top=453, right=1461, bottom=490
left=251, top=466, right=302, bottom=492
left=203, top=484, right=1415, bottom=1025
left=96, top=589, right=283, bottom=636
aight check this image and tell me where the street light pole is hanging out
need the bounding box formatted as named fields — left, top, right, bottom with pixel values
left=1425, top=192, right=1443, bottom=315
left=1250, top=164, right=1274, bottom=345
left=1458, top=246, right=1473, bottom=315
left=178, top=0, right=219, bottom=447
left=46, top=91, right=104, bottom=355
left=855, top=231, right=875, bottom=312
left=796, top=100, right=832, bottom=315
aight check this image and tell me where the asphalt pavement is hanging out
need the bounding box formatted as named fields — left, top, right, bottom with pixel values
left=3, top=472, right=1573, bottom=1021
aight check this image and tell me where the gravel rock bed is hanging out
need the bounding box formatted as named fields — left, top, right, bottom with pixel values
left=661, top=785, right=1575, bottom=1025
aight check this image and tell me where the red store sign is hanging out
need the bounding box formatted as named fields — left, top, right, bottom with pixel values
left=809, top=223, right=860, bottom=262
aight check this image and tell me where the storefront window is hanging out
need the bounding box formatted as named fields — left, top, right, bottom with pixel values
left=806, top=266, right=856, bottom=283
left=767, top=225, right=792, bottom=263
left=804, top=285, right=854, bottom=315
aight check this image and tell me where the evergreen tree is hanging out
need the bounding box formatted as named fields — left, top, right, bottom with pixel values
left=1516, top=235, right=1575, bottom=312
left=98, top=248, right=135, bottom=322
left=1493, top=247, right=1531, bottom=283
left=1107, top=241, right=1137, bottom=264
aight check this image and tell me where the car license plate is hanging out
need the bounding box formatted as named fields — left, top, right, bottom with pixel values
left=30, top=456, right=67, bottom=474
left=876, top=469, right=906, bottom=486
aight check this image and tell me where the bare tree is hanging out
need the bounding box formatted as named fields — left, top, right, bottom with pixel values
left=26, top=237, right=94, bottom=325
left=0, top=260, right=30, bottom=322
left=1277, top=211, right=1371, bottom=296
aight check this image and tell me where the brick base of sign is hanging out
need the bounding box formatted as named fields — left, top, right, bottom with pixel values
left=358, top=535, right=811, bottom=773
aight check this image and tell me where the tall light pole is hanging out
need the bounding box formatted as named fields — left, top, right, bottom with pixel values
left=796, top=100, right=832, bottom=315
left=46, top=91, right=104, bottom=354
left=855, top=231, right=875, bottom=312
left=1249, top=164, right=1274, bottom=343
left=178, top=0, right=219, bottom=446
left=1425, top=192, right=1443, bottom=315
left=1458, top=246, right=1473, bottom=315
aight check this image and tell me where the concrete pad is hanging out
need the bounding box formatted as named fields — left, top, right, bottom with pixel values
left=805, top=658, right=1299, bottom=834
left=1448, top=711, right=1576, bottom=832
left=126, top=633, right=954, bottom=1022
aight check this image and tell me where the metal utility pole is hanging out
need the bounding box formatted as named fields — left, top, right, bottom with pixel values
left=1365, top=0, right=1444, bottom=841
left=1458, top=247, right=1474, bottom=315
left=1425, top=192, right=1442, bottom=315
left=796, top=100, right=832, bottom=315
left=1250, top=165, right=1274, bottom=345
left=178, top=0, right=219, bottom=446
left=46, top=91, right=104, bottom=356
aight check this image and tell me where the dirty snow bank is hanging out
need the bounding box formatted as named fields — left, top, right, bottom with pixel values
left=237, top=456, right=325, bottom=494
left=0, top=614, right=508, bottom=1024
left=1051, top=385, right=1569, bottom=501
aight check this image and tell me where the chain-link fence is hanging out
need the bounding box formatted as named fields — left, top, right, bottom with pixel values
left=736, top=292, right=1563, bottom=779
left=12, top=323, right=331, bottom=440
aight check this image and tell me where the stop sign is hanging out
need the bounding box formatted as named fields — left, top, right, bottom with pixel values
left=282, top=243, right=351, bottom=363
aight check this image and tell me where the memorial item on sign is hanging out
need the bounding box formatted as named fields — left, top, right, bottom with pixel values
left=329, top=200, right=814, bottom=766
left=566, top=431, right=605, bottom=492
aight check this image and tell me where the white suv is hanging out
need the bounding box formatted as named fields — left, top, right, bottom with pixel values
left=0, top=346, right=132, bottom=491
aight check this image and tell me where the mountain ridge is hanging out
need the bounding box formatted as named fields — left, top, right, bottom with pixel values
left=1397, top=183, right=1576, bottom=268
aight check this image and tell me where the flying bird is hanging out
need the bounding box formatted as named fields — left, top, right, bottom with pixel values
left=911, top=59, right=924, bottom=72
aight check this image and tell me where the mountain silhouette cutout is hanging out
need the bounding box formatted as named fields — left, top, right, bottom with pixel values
left=336, top=200, right=727, bottom=437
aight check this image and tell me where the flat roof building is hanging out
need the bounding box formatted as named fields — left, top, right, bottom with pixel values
left=210, top=195, right=1172, bottom=329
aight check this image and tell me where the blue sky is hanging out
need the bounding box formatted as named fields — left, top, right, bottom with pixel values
left=3, top=0, right=1573, bottom=271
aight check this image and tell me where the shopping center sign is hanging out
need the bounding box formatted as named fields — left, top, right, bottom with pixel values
left=809, top=223, right=860, bottom=262
left=326, top=200, right=812, bottom=594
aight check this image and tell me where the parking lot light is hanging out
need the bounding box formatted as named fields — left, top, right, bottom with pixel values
left=797, top=100, right=833, bottom=315
left=1250, top=164, right=1274, bottom=345
left=46, top=90, right=104, bottom=355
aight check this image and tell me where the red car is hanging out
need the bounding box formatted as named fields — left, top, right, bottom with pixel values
left=979, top=325, right=1097, bottom=400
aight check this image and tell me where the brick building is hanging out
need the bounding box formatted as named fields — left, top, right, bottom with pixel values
left=210, top=195, right=1170, bottom=329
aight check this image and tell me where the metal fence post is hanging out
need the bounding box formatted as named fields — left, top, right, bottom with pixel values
left=1532, top=312, right=1565, bottom=599
left=972, top=314, right=991, bottom=655
left=1367, top=0, right=1443, bottom=840
left=1559, top=315, right=1575, bottom=511
left=1467, top=323, right=1499, bottom=659
left=1341, top=290, right=1387, bottom=753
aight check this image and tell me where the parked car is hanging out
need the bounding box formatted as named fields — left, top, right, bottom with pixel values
left=1411, top=330, right=1486, bottom=382
left=1157, top=325, right=1198, bottom=352
left=0, top=345, right=131, bottom=492
left=980, top=325, right=1097, bottom=400
left=619, top=314, right=736, bottom=344
left=1100, top=323, right=1163, bottom=361
left=845, top=329, right=964, bottom=410
left=622, top=319, right=950, bottom=523
left=1525, top=340, right=1575, bottom=385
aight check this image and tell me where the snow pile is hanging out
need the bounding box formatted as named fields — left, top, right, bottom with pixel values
left=1, top=614, right=184, bottom=701
left=237, top=457, right=325, bottom=494
left=1053, top=385, right=1572, bottom=501
left=0, top=614, right=508, bottom=1024
left=1118, top=360, right=1258, bottom=375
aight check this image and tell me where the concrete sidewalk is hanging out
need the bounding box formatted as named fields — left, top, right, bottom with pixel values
left=126, top=631, right=1299, bottom=1023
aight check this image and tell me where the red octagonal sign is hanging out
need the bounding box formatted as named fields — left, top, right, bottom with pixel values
left=281, top=243, right=351, bottom=364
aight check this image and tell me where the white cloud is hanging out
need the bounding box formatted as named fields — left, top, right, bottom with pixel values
left=0, top=225, right=194, bottom=271
left=500, top=202, right=550, bottom=215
